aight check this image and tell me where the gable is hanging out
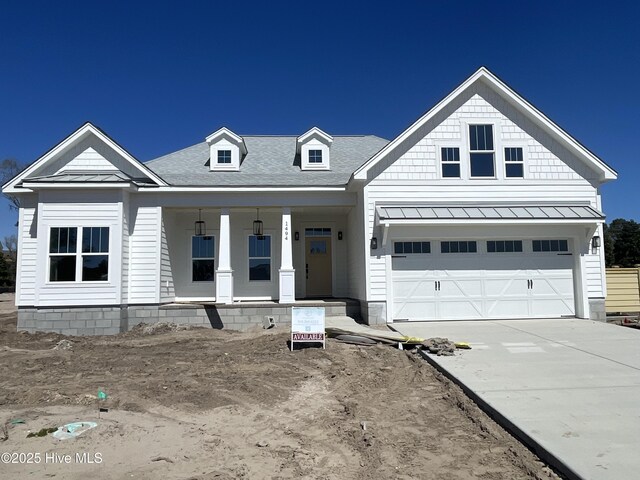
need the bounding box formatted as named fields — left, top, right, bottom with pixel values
left=353, top=67, right=617, bottom=184
left=373, top=87, right=597, bottom=184
left=3, top=123, right=166, bottom=192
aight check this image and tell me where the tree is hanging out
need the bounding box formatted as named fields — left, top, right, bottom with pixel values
left=604, top=219, right=640, bottom=267
left=0, top=158, right=24, bottom=210
left=0, top=240, right=11, bottom=287
left=2, top=235, right=17, bottom=261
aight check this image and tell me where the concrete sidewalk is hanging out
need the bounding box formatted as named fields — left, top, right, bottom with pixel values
left=393, top=319, right=640, bottom=480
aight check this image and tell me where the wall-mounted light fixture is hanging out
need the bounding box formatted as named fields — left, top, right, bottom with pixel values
left=370, top=237, right=378, bottom=250
left=195, top=209, right=206, bottom=236
left=253, top=208, right=263, bottom=237
left=294, top=231, right=299, bottom=241
left=592, top=236, right=601, bottom=249
left=338, top=231, right=343, bottom=240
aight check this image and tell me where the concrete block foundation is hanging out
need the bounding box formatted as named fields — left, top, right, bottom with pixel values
left=17, top=299, right=362, bottom=335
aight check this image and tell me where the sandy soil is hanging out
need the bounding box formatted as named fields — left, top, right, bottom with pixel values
left=0, top=294, right=559, bottom=479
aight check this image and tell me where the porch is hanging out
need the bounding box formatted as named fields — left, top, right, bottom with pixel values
left=127, top=298, right=362, bottom=331
left=160, top=206, right=356, bottom=305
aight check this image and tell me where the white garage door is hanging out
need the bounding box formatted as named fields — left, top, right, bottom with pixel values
left=392, top=241, right=575, bottom=321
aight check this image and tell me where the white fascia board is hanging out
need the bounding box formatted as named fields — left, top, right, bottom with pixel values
left=353, top=67, right=617, bottom=182
left=296, top=127, right=333, bottom=149
left=144, top=186, right=347, bottom=192
left=205, top=127, right=247, bottom=154
left=379, top=218, right=604, bottom=227
left=2, top=122, right=167, bottom=193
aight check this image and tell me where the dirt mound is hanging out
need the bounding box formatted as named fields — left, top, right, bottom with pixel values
left=0, top=310, right=560, bottom=479
left=128, top=322, right=202, bottom=336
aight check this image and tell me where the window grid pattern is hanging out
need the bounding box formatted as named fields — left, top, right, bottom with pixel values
left=192, top=235, right=215, bottom=282
left=305, top=228, right=331, bottom=237
left=532, top=239, right=569, bottom=252
left=249, top=235, right=271, bottom=281
left=504, top=147, right=524, bottom=178
left=441, top=147, right=461, bottom=178
left=217, top=150, right=232, bottom=164
left=394, top=241, right=431, bottom=254
left=441, top=241, right=478, bottom=253
left=487, top=240, right=523, bottom=253
left=309, top=150, right=323, bottom=163
left=81, top=227, right=109, bottom=281
left=49, top=227, right=110, bottom=282
left=469, top=124, right=495, bottom=177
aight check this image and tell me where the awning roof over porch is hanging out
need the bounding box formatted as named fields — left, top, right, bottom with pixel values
left=376, top=204, right=604, bottom=225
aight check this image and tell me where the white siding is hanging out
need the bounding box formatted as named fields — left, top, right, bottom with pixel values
left=121, top=193, right=130, bottom=303
left=15, top=195, right=38, bottom=306
left=363, top=84, right=604, bottom=302
left=159, top=212, right=175, bottom=302
left=34, top=192, right=123, bottom=306
left=128, top=206, right=161, bottom=304
left=56, top=147, right=118, bottom=173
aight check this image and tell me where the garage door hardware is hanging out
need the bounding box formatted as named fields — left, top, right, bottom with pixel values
left=527, top=279, right=534, bottom=289
left=434, top=281, right=441, bottom=291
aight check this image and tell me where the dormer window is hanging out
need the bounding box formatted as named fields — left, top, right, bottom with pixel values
left=217, top=150, right=232, bottom=164
left=297, top=127, right=333, bottom=171
left=205, top=127, right=247, bottom=172
left=309, top=150, right=323, bottom=164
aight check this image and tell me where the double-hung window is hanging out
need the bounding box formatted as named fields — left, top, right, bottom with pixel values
left=504, top=147, right=524, bottom=178
left=192, top=235, right=215, bottom=282
left=441, top=147, right=461, bottom=178
left=249, top=234, right=271, bottom=281
left=469, top=124, right=495, bottom=177
left=49, top=226, right=110, bottom=282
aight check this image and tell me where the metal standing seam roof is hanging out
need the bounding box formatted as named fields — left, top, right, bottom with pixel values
left=144, top=135, right=389, bottom=186
left=376, top=205, right=605, bottom=221
left=22, top=171, right=155, bottom=186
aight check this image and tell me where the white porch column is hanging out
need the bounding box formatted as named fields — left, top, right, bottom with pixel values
left=216, top=208, right=233, bottom=304
left=279, top=207, right=296, bottom=303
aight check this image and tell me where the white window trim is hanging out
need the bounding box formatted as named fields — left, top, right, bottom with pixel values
left=460, top=118, right=502, bottom=180
left=191, top=234, right=216, bottom=283
left=47, top=226, right=111, bottom=284
left=437, top=145, right=462, bottom=179
left=248, top=234, right=272, bottom=282
left=503, top=142, right=529, bottom=180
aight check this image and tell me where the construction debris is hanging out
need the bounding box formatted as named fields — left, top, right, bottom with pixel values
left=421, top=337, right=457, bottom=356
left=52, top=339, right=73, bottom=350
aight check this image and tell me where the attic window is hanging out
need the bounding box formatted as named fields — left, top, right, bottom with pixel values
left=309, top=150, right=323, bottom=163
left=217, top=150, right=232, bottom=164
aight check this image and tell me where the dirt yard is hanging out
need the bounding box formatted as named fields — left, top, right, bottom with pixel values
left=0, top=294, right=559, bottom=480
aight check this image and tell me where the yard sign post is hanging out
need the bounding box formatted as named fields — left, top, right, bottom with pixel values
left=291, top=307, right=325, bottom=351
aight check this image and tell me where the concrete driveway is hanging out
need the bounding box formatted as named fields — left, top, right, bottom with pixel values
left=393, top=318, right=640, bottom=480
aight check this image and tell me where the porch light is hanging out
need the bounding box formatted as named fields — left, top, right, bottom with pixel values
left=253, top=208, right=263, bottom=236
left=338, top=231, right=343, bottom=240
left=592, top=236, right=601, bottom=249
left=195, top=209, right=206, bottom=236
left=294, top=231, right=299, bottom=241
left=370, top=237, right=378, bottom=250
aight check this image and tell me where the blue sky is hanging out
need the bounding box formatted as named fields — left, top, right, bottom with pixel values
left=1, top=1, right=638, bottom=241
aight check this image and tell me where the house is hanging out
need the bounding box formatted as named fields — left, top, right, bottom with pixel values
left=2, top=67, right=617, bottom=335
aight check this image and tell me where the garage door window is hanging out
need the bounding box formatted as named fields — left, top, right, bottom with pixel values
left=487, top=240, right=523, bottom=253
left=532, top=239, right=569, bottom=252
left=441, top=241, right=477, bottom=253
left=394, top=241, right=431, bottom=254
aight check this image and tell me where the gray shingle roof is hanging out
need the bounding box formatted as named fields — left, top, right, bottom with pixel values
left=145, top=136, right=389, bottom=186
left=376, top=205, right=605, bottom=221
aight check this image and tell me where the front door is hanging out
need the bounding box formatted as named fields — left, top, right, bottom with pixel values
left=305, top=233, right=332, bottom=297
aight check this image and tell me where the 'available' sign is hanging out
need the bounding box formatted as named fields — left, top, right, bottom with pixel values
left=291, top=307, right=326, bottom=350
